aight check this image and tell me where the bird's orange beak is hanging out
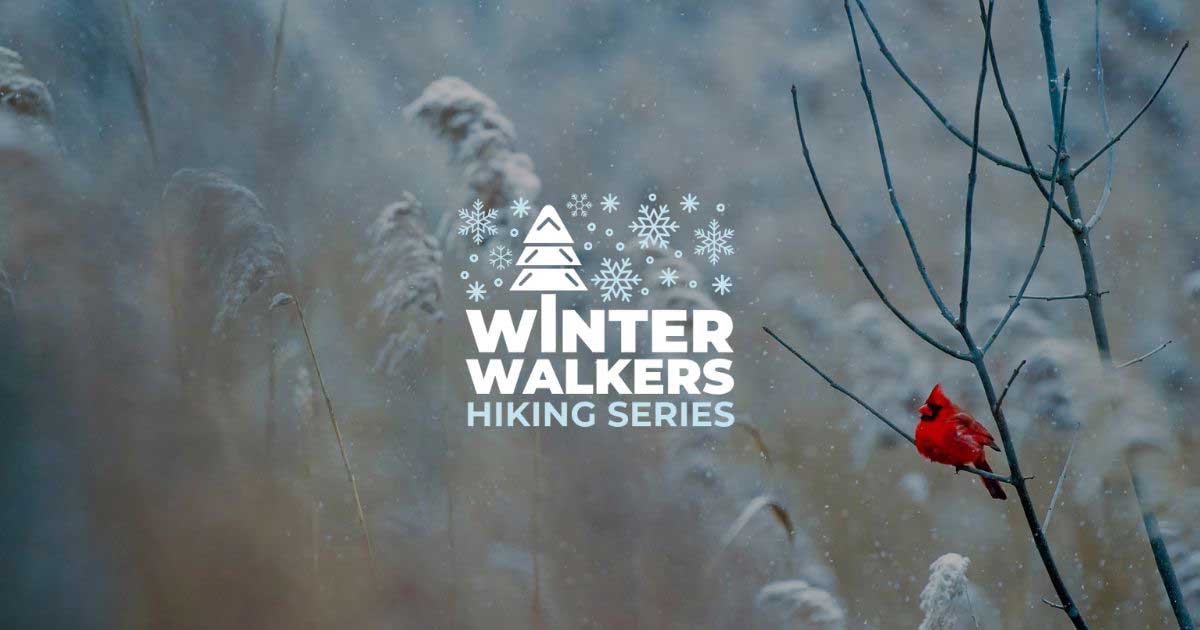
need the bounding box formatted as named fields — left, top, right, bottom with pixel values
left=917, top=403, right=933, bottom=420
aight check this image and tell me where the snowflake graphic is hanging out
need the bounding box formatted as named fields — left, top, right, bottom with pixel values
left=628, top=204, right=680, bottom=249
left=600, top=194, right=620, bottom=213
left=694, top=218, right=735, bottom=265
left=712, top=274, right=733, bottom=296
left=659, top=267, right=679, bottom=287
left=590, top=257, right=642, bottom=302
left=680, top=193, right=700, bottom=213
left=510, top=197, right=532, bottom=218
left=488, top=245, right=513, bottom=270
left=466, top=281, right=488, bottom=302
left=567, top=193, right=593, bottom=217
left=458, top=200, right=499, bottom=245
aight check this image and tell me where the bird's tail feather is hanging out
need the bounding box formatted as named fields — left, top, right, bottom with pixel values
left=976, top=458, right=1007, bottom=500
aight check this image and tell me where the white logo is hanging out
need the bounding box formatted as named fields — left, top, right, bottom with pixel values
left=512, top=205, right=586, bottom=292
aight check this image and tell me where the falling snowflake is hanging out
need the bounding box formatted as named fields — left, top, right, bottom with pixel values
left=458, top=200, right=499, bottom=245
left=488, top=245, right=513, bottom=270
left=510, top=197, right=532, bottom=218
left=590, top=257, right=642, bottom=302
left=659, top=267, right=679, bottom=287
left=600, top=194, right=620, bottom=213
left=694, top=218, right=735, bottom=265
left=712, top=274, right=733, bottom=296
left=680, top=193, right=699, bottom=213
left=466, top=281, right=488, bottom=302
left=628, top=204, right=680, bottom=249
left=567, top=193, right=593, bottom=217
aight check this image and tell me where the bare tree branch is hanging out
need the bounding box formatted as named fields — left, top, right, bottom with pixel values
left=850, top=0, right=1054, bottom=181
left=976, top=3, right=1074, bottom=227
left=1085, top=0, right=1115, bottom=231
left=762, top=327, right=1010, bottom=485
left=993, top=359, right=1027, bottom=414
left=958, top=0, right=995, bottom=327
left=1115, top=340, right=1172, bottom=369
left=982, top=71, right=1070, bottom=355
left=790, top=85, right=966, bottom=359
left=763, top=326, right=913, bottom=446
left=1073, top=42, right=1190, bottom=176
left=1130, top=463, right=1196, bottom=629
left=1042, top=426, right=1080, bottom=531
left=1009, top=291, right=1108, bottom=302
left=843, top=1, right=958, bottom=327
left=853, top=0, right=1074, bottom=228
left=1036, top=0, right=1066, bottom=137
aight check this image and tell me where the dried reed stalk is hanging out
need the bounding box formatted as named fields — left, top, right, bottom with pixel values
left=120, top=0, right=157, bottom=166
left=269, top=0, right=289, bottom=117
left=706, top=494, right=795, bottom=577
left=272, top=291, right=378, bottom=584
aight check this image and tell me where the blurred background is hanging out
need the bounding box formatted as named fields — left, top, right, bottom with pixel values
left=0, top=0, right=1197, bottom=628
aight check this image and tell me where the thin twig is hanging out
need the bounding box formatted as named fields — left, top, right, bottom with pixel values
left=1037, top=0, right=1065, bottom=138
left=790, top=86, right=966, bottom=359
left=854, top=0, right=1072, bottom=225
left=1042, top=426, right=1079, bottom=531
left=763, top=327, right=913, bottom=446
left=292, top=295, right=378, bottom=584
left=993, top=360, right=1027, bottom=414
left=843, top=0, right=958, bottom=327
left=1043, top=598, right=1069, bottom=611
left=850, top=0, right=1053, bottom=181
left=1073, top=42, right=1190, bottom=176
left=1115, top=340, right=1172, bottom=369
left=982, top=71, right=1070, bottom=355
left=958, top=0, right=995, bottom=327
left=977, top=2, right=1073, bottom=226
left=762, top=327, right=1010, bottom=486
left=1008, top=291, right=1107, bottom=302
left=269, top=0, right=288, bottom=117
left=1085, top=0, right=1115, bottom=230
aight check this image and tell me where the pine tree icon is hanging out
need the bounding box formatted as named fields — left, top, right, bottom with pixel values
left=512, top=205, right=587, bottom=292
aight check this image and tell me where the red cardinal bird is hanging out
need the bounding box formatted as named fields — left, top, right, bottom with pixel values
left=915, top=384, right=1006, bottom=500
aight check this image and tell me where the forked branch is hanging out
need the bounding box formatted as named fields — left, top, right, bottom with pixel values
left=843, top=2, right=958, bottom=327
left=789, top=84, right=965, bottom=359
left=981, top=70, right=1070, bottom=355
left=1072, top=42, right=1190, bottom=176
left=1115, top=340, right=1173, bottom=370
left=850, top=0, right=1053, bottom=181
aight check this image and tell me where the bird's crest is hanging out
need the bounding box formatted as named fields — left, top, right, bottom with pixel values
left=925, top=383, right=951, bottom=407
left=918, top=383, right=953, bottom=421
